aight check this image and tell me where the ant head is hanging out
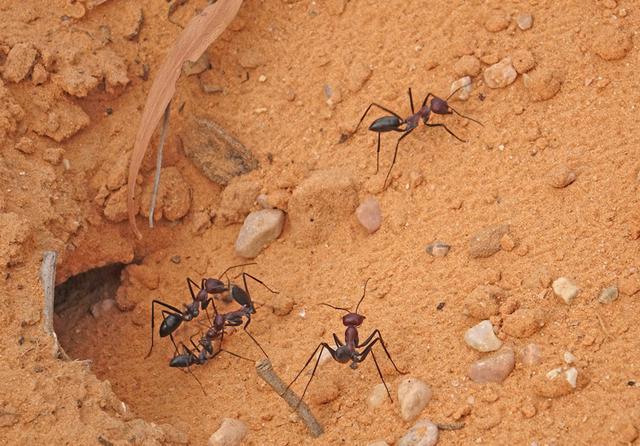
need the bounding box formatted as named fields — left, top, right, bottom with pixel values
left=342, top=312, right=365, bottom=327
left=204, top=278, right=226, bottom=294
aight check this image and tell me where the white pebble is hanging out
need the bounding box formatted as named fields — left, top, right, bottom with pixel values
left=468, top=348, right=515, bottom=383
left=397, top=377, right=432, bottom=422
left=565, top=367, right=578, bottom=388
left=258, top=74, right=267, bottom=82
left=464, top=320, right=502, bottom=352
left=598, top=286, right=619, bottom=304
left=208, top=418, right=247, bottom=446
left=483, top=57, right=517, bottom=89
left=397, top=419, right=439, bottom=446
left=234, top=209, right=285, bottom=258
left=517, top=13, right=533, bottom=30
left=552, top=277, right=580, bottom=304
left=450, top=76, right=472, bottom=101
left=426, top=241, right=450, bottom=257
left=563, top=351, right=576, bottom=364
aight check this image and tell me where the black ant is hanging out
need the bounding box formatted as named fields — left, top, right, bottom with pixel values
left=167, top=271, right=278, bottom=393
left=285, top=278, right=406, bottom=408
left=354, top=86, right=482, bottom=188
left=146, top=262, right=257, bottom=358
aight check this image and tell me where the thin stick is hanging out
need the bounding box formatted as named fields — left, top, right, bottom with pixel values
left=595, top=311, right=610, bottom=340
left=255, top=359, right=324, bottom=438
left=149, top=102, right=171, bottom=228
left=40, top=251, right=69, bottom=360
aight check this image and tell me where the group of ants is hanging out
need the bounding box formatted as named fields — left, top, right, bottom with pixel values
left=146, top=86, right=482, bottom=407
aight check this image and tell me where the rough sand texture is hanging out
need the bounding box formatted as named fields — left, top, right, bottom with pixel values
left=1, top=0, right=640, bottom=445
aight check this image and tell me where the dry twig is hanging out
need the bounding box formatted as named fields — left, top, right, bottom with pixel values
left=255, top=359, right=324, bottom=438
left=127, top=0, right=243, bottom=238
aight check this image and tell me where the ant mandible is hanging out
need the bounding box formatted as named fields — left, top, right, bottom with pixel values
left=285, top=278, right=406, bottom=408
left=145, top=262, right=257, bottom=357
left=354, top=86, right=483, bottom=188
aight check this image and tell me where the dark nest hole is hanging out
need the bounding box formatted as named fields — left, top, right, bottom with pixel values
left=53, top=263, right=126, bottom=356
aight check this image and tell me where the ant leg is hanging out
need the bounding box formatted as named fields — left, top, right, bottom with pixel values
left=355, top=103, right=404, bottom=134
left=291, top=343, right=338, bottom=409
left=332, top=333, right=343, bottom=347
left=425, top=122, right=467, bottom=143
left=375, top=132, right=381, bottom=174
left=219, top=349, right=254, bottom=362
left=448, top=107, right=483, bottom=126
left=358, top=330, right=407, bottom=375
left=383, top=129, right=414, bottom=189
left=243, top=316, right=269, bottom=358
left=240, top=272, right=279, bottom=294
left=186, top=277, right=200, bottom=300
left=421, top=93, right=434, bottom=108
left=147, top=300, right=182, bottom=358
left=408, top=88, right=415, bottom=114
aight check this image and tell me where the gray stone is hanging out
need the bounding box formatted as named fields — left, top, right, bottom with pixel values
left=180, top=117, right=258, bottom=186
left=426, top=241, right=450, bottom=257
left=398, top=419, right=439, bottom=446
left=208, top=418, right=247, bottom=446
left=517, top=13, right=533, bottom=30
left=464, top=320, right=502, bottom=352
left=598, top=286, right=619, bottom=304
left=235, top=209, right=285, bottom=258
left=397, top=377, right=432, bottom=422
left=468, top=348, right=515, bottom=383
left=367, top=383, right=388, bottom=408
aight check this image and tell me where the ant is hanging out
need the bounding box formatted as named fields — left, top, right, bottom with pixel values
left=354, top=86, right=483, bottom=188
left=146, top=262, right=257, bottom=358
left=167, top=271, right=278, bottom=393
left=285, top=278, right=406, bottom=408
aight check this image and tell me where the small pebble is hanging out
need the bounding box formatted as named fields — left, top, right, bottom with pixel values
left=523, top=68, right=562, bottom=101
left=367, top=383, right=388, bottom=408
left=468, top=348, right=515, bottom=384
left=563, top=351, right=576, bottom=364
left=516, top=13, right=533, bottom=30
left=234, top=209, right=285, bottom=258
left=552, top=277, right=580, bottom=304
left=501, top=309, right=545, bottom=338
left=367, top=441, right=390, bottom=446
left=208, top=418, right=247, bottom=446
left=533, top=366, right=585, bottom=398
left=464, top=285, right=504, bottom=319
left=258, top=74, right=267, bottom=82
left=453, top=55, right=481, bottom=77
left=511, top=49, right=535, bottom=74
left=593, top=26, right=633, bottom=61
left=397, top=419, right=439, bottom=446
left=2, top=42, right=38, bottom=83
left=397, top=377, right=432, bottom=422
left=548, top=164, right=576, bottom=188
left=426, top=241, right=450, bottom=257
left=355, top=196, right=382, bottom=234
left=468, top=224, right=511, bottom=258
left=484, top=9, right=510, bottom=32
left=450, top=77, right=472, bottom=101
left=182, top=53, right=210, bottom=76
left=598, top=285, right=619, bottom=303
left=170, top=255, right=181, bottom=264
left=483, top=58, right=517, bottom=89
left=464, top=320, right=503, bottom=352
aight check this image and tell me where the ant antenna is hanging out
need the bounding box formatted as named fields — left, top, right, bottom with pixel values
left=446, top=83, right=469, bottom=101
left=451, top=108, right=484, bottom=126
left=319, top=303, right=350, bottom=313
left=354, top=278, right=371, bottom=314
left=217, top=262, right=257, bottom=279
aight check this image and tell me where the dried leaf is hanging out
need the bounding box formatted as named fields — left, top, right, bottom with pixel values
left=127, top=0, right=243, bottom=239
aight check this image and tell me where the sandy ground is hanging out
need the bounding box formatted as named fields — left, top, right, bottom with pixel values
left=1, top=0, right=640, bottom=445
